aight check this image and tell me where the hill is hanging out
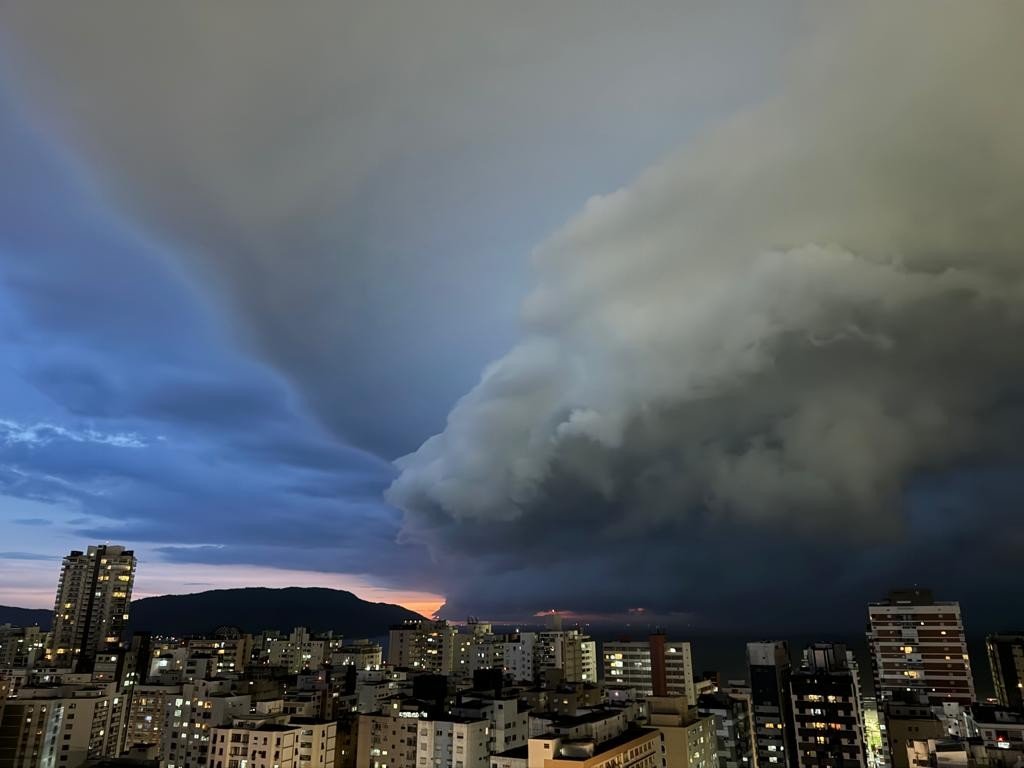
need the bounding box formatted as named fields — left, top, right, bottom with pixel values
left=0, top=605, right=52, bottom=629
left=1, top=587, right=424, bottom=637
left=127, top=586, right=424, bottom=636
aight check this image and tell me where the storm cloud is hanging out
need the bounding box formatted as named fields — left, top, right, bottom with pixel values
left=389, top=4, right=1024, bottom=625
left=2, top=3, right=1024, bottom=628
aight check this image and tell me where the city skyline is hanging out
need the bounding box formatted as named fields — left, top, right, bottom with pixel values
left=1, top=4, right=1024, bottom=631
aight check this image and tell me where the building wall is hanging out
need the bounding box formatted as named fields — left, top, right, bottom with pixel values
left=867, top=590, right=975, bottom=705
left=986, top=635, right=1024, bottom=710
left=49, top=546, right=136, bottom=671
left=747, top=642, right=797, bottom=768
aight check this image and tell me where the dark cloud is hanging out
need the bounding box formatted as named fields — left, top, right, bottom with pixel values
left=2, top=3, right=1023, bottom=630
left=389, top=4, right=1024, bottom=628
left=0, top=0, right=792, bottom=457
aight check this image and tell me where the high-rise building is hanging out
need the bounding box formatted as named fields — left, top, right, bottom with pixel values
left=0, top=683, right=127, bottom=768
left=603, top=636, right=696, bottom=703
left=866, top=589, right=975, bottom=705
left=48, top=545, right=136, bottom=672
left=986, top=634, right=1024, bottom=710
left=387, top=620, right=458, bottom=674
left=748, top=641, right=797, bottom=768
left=789, top=643, right=866, bottom=768
left=536, top=629, right=597, bottom=684
left=697, top=691, right=755, bottom=768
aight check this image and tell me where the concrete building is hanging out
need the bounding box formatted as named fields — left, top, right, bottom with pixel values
left=747, top=641, right=797, bottom=768
left=0, top=626, right=47, bottom=671
left=867, top=590, right=975, bottom=705
left=207, top=715, right=336, bottom=768
left=186, top=634, right=254, bottom=677
left=881, top=700, right=944, bottom=768
left=160, top=680, right=251, bottom=768
left=355, top=710, right=420, bottom=768
left=603, top=636, right=696, bottom=704
left=417, top=716, right=491, bottom=768
left=388, top=621, right=458, bottom=675
left=122, top=684, right=181, bottom=750
left=48, top=546, right=136, bottom=672
left=530, top=707, right=640, bottom=745
left=536, top=632, right=597, bottom=685
left=789, top=643, right=866, bottom=768
left=261, top=628, right=328, bottom=675
left=333, top=643, right=383, bottom=671
left=0, top=683, right=126, bottom=768
left=985, top=634, right=1024, bottom=710
left=966, top=704, right=1024, bottom=753
left=647, top=696, right=717, bottom=768
left=452, top=693, right=530, bottom=755
left=525, top=727, right=662, bottom=768
left=697, top=691, right=755, bottom=768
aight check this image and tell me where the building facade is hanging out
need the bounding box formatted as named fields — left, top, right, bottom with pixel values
left=747, top=641, right=797, bottom=768
left=603, top=637, right=695, bottom=704
left=867, top=589, right=975, bottom=705
left=48, top=546, right=136, bottom=672
left=789, top=643, right=866, bottom=768
left=986, top=634, right=1024, bottom=710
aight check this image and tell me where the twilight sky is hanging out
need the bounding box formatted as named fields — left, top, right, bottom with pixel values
left=1, top=2, right=1023, bottom=631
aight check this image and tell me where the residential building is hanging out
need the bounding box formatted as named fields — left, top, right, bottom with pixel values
left=867, top=590, right=975, bottom=705
left=966, top=704, right=1024, bottom=753
left=333, top=642, right=383, bottom=671
left=417, top=716, right=491, bottom=768
left=697, top=691, right=755, bottom=768
left=525, top=727, right=662, bottom=768
left=0, top=683, right=126, bottom=768
left=985, top=634, right=1024, bottom=710
left=647, top=696, right=718, bottom=768
left=452, top=693, right=530, bottom=755
left=747, top=641, right=797, bottom=768
left=122, top=684, right=181, bottom=751
left=186, top=634, right=254, bottom=677
left=388, top=621, right=458, bottom=674
left=603, top=636, right=696, bottom=704
left=160, top=680, right=251, bottom=768
left=789, top=643, right=866, bottom=768
left=48, top=545, right=136, bottom=672
left=355, top=710, right=420, bottom=768
left=207, top=715, right=336, bottom=768
left=881, top=700, right=944, bottom=768
left=260, top=628, right=328, bottom=675
left=536, top=631, right=597, bottom=685
left=0, top=626, right=47, bottom=670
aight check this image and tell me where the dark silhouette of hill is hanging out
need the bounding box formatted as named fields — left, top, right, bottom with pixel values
left=0, top=605, right=52, bottom=629
left=127, top=587, right=424, bottom=636
left=1, top=588, right=424, bottom=637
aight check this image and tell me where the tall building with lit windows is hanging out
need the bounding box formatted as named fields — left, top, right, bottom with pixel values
left=866, top=589, right=975, bottom=705
left=748, top=641, right=797, bottom=768
left=48, top=544, right=136, bottom=672
left=387, top=619, right=458, bottom=673
left=789, top=643, right=866, bottom=768
left=603, top=635, right=696, bottom=703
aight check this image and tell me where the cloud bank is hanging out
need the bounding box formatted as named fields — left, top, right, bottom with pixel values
left=3, top=3, right=1024, bottom=628
left=388, top=4, right=1024, bottom=625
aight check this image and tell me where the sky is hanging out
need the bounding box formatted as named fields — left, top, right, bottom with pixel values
left=0, top=2, right=1023, bottom=632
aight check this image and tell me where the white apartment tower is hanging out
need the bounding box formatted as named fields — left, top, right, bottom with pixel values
left=49, top=545, right=136, bottom=671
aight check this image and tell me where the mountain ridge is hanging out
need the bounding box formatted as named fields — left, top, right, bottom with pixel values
left=0, top=586, right=425, bottom=636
